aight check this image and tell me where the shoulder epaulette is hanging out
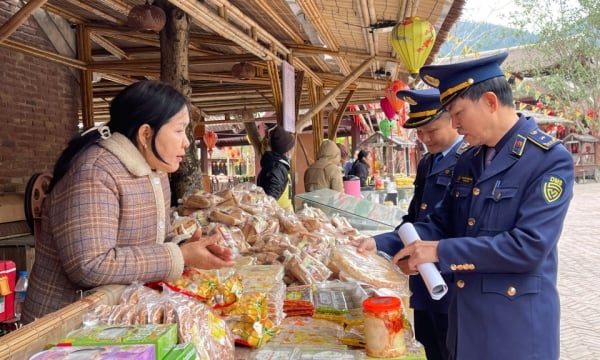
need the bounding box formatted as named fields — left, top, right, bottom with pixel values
left=527, top=130, right=560, bottom=151
left=455, top=141, right=472, bottom=157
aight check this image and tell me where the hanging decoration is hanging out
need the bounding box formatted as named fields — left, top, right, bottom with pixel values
left=232, top=62, right=255, bottom=80
left=203, top=131, right=218, bottom=158
left=380, top=97, right=396, bottom=120
left=379, top=118, right=393, bottom=138
left=385, top=80, right=408, bottom=112
left=390, top=17, right=436, bottom=82
left=127, top=0, right=166, bottom=33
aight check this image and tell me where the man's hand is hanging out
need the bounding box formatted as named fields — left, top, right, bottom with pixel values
left=392, top=240, right=439, bottom=273
left=351, top=237, right=378, bottom=254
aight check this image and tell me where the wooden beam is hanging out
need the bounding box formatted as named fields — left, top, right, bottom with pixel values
left=267, top=60, right=283, bottom=125
left=329, top=89, right=355, bottom=140
left=61, top=0, right=123, bottom=25
left=0, top=39, right=86, bottom=70
left=90, top=33, right=129, bottom=60
left=77, top=25, right=94, bottom=129
left=168, top=0, right=322, bottom=87
left=298, top=57, right=376, bottom=131
left=0, top=0, right=48, bottom=43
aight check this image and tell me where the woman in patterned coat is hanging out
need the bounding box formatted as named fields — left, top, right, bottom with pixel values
left=22, top=81, right=235, bottom=323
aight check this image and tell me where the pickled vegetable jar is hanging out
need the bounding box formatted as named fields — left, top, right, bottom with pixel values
left=362, top=296, right=405, bottom=358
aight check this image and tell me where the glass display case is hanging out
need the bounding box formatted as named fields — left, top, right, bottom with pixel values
left=295, top=189, right=407, bottom=232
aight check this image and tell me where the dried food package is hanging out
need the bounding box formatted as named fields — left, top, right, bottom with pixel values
left=328, top=245, right=409, bottom=296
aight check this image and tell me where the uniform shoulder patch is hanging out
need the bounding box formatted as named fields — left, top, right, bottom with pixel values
left=527, top=130, right=559, bottom=150
left=542, top=174, right=566, bottom=203
left=455, top=141, right=472, bottom=157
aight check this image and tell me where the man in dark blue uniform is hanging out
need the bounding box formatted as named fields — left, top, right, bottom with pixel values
left=373, top=88, right=464, bottom=360
left=359, top=52, right=574, bottom=360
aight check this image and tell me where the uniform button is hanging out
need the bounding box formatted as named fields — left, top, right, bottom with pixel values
left=153, top=177, right=161, bottom=185
left=507, top=287, right=517, bottom=297
left=455, top=191, right=460, bottom=198
left=468, top=264, right=476, bottom=270
left=472, top=187, right=480, bottom=196
left=450, top=264, right=457, bottom=271
left=159, top=221, right=165, bottom=229
left=420, top=203, right=428, bottom=210
left=495, top=193, right=502, bottom=200
left=457, top=280, right=465, bottom=288
left=456, top=264, right=464, bottom=271
left=467, top=218, right=476, bottom=226
left=463, top=263, right=470, bottom=270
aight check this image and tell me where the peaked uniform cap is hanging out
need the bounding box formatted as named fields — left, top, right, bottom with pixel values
left=396, top=88, right=442, bottom=129
left=419, top=51, right=509, bottom=109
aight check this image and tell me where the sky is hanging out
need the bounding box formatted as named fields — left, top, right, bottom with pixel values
left=459, top=0, right=520, bottom=26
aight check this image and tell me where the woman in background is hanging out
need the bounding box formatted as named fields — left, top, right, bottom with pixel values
left=348, top=149, right=371, bottom=187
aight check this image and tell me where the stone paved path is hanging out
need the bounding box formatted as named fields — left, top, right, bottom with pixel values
left=559, top=182, right=600, bottom=360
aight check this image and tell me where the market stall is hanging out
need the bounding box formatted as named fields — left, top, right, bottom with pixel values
left=357, top=131, right=416, bottom=177
left=563, top=133, right=599, bottom=183
left=2, top=183, right=425, bottom=360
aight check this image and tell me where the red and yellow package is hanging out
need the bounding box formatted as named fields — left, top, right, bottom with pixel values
left=163, top=268, right=218, bottom=301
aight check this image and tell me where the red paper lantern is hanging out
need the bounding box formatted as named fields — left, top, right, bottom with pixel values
left=203, top=131, right=218, bottom=157
left=380, top=97, right=396, bottom=119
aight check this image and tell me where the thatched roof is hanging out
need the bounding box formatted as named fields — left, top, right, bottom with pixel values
left=1, top=0, right=466, bottom=145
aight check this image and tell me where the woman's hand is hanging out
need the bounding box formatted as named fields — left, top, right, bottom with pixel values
left=179, top=230, right=236, bottom=269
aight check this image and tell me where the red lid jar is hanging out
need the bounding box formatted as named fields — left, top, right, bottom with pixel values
left=362, top=296, right=405, bottom=358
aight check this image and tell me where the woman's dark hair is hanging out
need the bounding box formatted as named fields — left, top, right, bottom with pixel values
left=357, top=149, right=370, bottom=161
left=461, top=76, right=514, bottom=107
left=48, top=80, right=187, bottom=192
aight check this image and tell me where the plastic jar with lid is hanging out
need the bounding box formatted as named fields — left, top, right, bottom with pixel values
left=362, top=296, right=405, bottom=358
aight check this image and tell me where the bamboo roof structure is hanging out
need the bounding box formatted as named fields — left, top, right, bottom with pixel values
left=0, top=0, right=466, bottom=146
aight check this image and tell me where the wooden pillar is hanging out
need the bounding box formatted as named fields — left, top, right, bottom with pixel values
left=77, top=25, right=94, bottom=129
left=157, top=0, right=202, bottom=199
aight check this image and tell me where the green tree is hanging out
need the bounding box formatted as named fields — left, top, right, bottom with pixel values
left=510, top=0, right=600, bottom=134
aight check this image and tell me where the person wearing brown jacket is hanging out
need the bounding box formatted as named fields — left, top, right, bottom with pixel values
left=304, top=139, right=344, bottom=193
left=21, top=81, right=235, bottom=323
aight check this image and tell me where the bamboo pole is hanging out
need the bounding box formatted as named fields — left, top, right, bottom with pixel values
left=77, top=25, right=94, bottom=129
left=329, top=89, right=355, bottom=140
left=0, top=39, right=86, bottom=70
left=0, top=0, right=48, bottom=43
left=298, top=57, right=376, bottom=132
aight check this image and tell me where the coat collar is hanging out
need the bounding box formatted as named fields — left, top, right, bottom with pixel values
left=98, top=133, right=154, bottom=177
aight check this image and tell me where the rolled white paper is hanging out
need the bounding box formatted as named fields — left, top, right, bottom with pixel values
left=397, top=223, right=448, bottom=300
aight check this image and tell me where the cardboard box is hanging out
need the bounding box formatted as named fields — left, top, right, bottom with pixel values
left=30, top=344, right=156, bottom=360
left=162, top=343, right=197, bottom=360
left=61, top=324, right=177, bottom=360
left=0, top=260, right=16, bottom=322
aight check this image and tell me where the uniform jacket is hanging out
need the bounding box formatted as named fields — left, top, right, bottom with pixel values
left=374, top=139, right=466, bottom=313
left=22, top=133, right=184, bottom=323
left=304, top=140, right=343, bottom=192
left=257, top=151, right=291, bottom=202
left=415, top=116, right=574, bottom=360
left=348, top=159, right=370, bottom=187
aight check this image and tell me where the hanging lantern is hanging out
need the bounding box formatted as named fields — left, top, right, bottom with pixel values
left=379, top=118, right=393, bottom=139
left=127, top=0, right=166, bottom=33
left=390, top=17, right=436, bottom=79
left=193, top=124, right=205, bottom=140
left=203, top=131, right=218, bottom=158
left=385, top=80, right=408, bottom=112
left=380, top=97, right=396, bottom=119
left=232, top=62, right=255, bottom=80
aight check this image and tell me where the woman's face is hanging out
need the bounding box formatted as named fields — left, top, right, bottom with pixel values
left=143, top=106, right=190, bottom=173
